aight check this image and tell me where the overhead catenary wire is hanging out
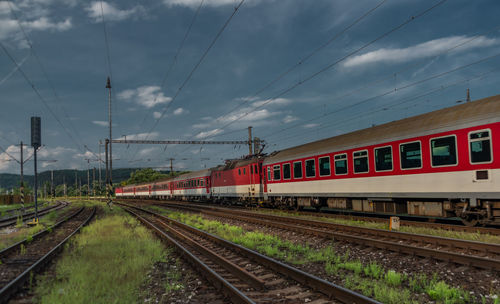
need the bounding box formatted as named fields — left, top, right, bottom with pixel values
left=144, top=0, right=246, bottom=139
left=170, top=0, right=388, bottom=160
left=0, top=41, right=88, bottom=156
left=7, top=0, right=88, bottom=155
left=137, top=0, right=205, bottom=130
left=124, top=0, right=206, bottom=163
left=272, top=66, right=500, bottom=147
left=261, top=25, right=500, bottom=140
left=208, top=0, right=448, bottom=135
left=264, top=50, right=500, bottom=140
left=128, top=0, right=246, bottom=164
left=214, top=0, right=387, bottom=124
left=172, top=0, right=447, bottom=165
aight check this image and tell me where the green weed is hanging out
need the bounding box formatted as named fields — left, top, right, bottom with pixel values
left=339, top=260, right=363, bottom=275
left=384, top=270, right=403, bottom=287
left=363, top=262, right=383, bottom=279
left=16, top=215, right=23, bottom=228
left=20, top=244, right=26, bottom=255
left=426, top=280, right=469, bottom=304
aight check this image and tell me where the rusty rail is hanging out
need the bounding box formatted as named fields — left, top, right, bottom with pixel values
left=120, top=202, right=382, bottom=304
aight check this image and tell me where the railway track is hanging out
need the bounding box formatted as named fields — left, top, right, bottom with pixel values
left=121, top=198, right=500, bottom=235
left=157, top=201, right=500, bottom=272
left=0, top=202, right=48, bottom=218
left=272, top=208, right=500, bottom=236
left=0, top=206, right=96, bottom=303
left=0, top=201, right=68, bottom=229
left=119, top=202, right=380, bottom=304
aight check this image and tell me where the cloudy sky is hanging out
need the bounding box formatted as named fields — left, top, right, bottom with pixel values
left=1, top=0, right=500, bottom=174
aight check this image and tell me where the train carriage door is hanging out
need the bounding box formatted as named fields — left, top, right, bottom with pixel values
left=149, top=185, right=152, bottom=197
left=262, top=163, right=267, bottom=193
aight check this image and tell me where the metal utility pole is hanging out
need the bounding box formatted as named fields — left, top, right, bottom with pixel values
left=105, top=139, right=109, bottom=198
left=98, top=141, right=102, bottom=188
left=31, top=116, right=41, bottom=224
left=169, top=158, right=174, bottom=176
left=51, top=170, right=54, bottom=198
left=93, top=167, right=96, bottom=197
left=87, top=160, right=90, bottom=199
left=467, top=88, right=471, bottom=102
left=19, top=141, right=24, bottom=209
left=106, top=77, right=113, bottom=187
left=248, top=126, right=253, bottom=156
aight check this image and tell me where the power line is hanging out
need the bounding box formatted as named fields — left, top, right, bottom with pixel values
left=0, top=41, right=88, bottom=155
left=272, top=66, right=500, bottom=147
left=138, top=0, right=205, bottom=130
left=214, top=0, right=387, bottom=124
left=128, top=0, right=246, bottom=164
left=144, top=0, right=246, bottom=139
left=209, top=0, right=448, bottom=133
left=125, top=0, right=205, bottom=163
left=264, top=50, right=500, bottom=141
left=170, top=0, right=388, bottom=160
left=7, top=0, right=87, bottom=154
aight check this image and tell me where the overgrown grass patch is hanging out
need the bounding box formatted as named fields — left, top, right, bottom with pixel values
left=34, top=210, right=165, bottom=304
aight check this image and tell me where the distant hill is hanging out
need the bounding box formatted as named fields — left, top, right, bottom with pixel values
left=0, top=168, right=171, bottom=190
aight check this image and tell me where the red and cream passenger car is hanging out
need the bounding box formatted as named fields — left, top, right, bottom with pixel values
left=263, top=95, right=500, bottom=225
left=169, top=169, right=211, bottom=201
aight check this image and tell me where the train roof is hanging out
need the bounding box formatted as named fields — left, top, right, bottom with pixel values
left=264, top=94, right=500, bottom=164
left=170, top=168, right=212, bottom=181
left=212, top=156, right=263, bottom=171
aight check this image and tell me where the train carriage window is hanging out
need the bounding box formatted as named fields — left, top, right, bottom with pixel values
left=375, top=146, right=393, bottom=171
left=243, top=168, right=246, bottom=175
left=267, top=167, right=272, bottom=181
left=238, top=169, right=241, bottom=175
left=430, top=136, right=457, bottom=167
left=319, top=156, right=331, bottom=176
left=251, top=165, right=254, bottom=174
left=273, top=165, right=281, bottom=180
left=400, top=142, right=422, bottom=169
left=293, top=161, right=303, bottom=179
left=305, top=159, right=316, bottom=178
left=283, top=163, right=291, bottom=180
left=353, top=150, right=369, bottom=173
left=469, top=130, right=492, bottom=163
left=334, top=154, right=348, bottom=175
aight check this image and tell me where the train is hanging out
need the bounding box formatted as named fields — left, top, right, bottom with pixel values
left=116, top=94, right=500, bottom=226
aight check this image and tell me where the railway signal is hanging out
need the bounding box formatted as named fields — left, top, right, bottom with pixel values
left=30, top=116, right=41, bottom=225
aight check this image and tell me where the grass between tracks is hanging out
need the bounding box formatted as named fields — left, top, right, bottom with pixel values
left=0, top=208, right=61, bottom=251
left=34, top=206, right=166, bottom=304
left=249, top=209, right=500, bottom=244
left=150, top=206, right=497, bottom=304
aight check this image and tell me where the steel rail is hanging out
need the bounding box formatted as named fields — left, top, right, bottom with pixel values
left=272, top=208, right=500, bottom=236
left=121, top=202, right=381, bottom=304
left=171, top=204, right=500, bottom=272
left=209, top=207, right=500, bottom=255
left=122, top=207, right=256, bottom=304
left=0, top=201, right=67, bottom=228
left=155, top=219, right=266, bottom=290
left=120, top=198, right=500, bottom=235
left=0, top=206, right=96, bottom=303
